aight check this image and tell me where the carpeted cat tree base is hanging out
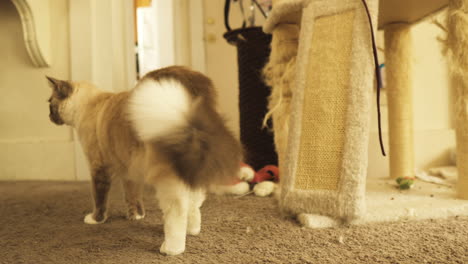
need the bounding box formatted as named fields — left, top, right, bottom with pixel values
left=264, top=0, right=468, bottom=229
left=358, top=178, right=468, bottom=224
left=298, top=178, right=468, bottom=228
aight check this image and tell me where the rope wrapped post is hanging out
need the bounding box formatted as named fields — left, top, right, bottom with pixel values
left=224, top=28, right=278, bottom=170
left=384, top=24, right=415, bottom=179
left=446, top=0, right=468, bottom=199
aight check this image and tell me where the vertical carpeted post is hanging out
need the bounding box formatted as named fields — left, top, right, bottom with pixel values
left=446, top=0, right=468, bottom=199
left=384, top=24, right=415, bottom=179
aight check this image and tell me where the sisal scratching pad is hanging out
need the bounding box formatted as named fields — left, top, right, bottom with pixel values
left=295, top=10, right=355, bottom=191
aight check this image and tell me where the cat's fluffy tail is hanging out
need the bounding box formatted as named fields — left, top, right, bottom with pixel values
left=128, top=78, right=191, bottom=141
left=127, top=78, right=242, bottom=188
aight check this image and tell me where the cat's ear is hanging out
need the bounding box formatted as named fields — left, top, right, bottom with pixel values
left=46, top=76, right=73, bottom=99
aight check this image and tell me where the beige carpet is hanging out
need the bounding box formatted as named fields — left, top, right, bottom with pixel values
left=0, top=181, right=467, bottom=264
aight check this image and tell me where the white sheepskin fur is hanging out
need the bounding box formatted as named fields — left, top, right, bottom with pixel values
left=297, top=213, right=339, bottom=229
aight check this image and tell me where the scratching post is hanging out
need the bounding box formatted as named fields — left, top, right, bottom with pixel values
left=384, top=24, right=415, bottom=179
left=264, top=0, right=379, bottom=221
left=224, top=27, right=277, bottom=170
left=446, top=0, right=468, bottom=199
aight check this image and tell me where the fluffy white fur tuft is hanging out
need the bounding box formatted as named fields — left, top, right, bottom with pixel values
left=127, top=78, right=190, bottom=141
left=297, top=213, right=339, bottom=229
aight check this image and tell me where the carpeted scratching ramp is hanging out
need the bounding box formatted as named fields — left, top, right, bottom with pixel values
left=264, top=0, right=378, bottom=221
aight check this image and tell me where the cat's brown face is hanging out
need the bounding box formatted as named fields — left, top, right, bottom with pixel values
left=46, top=76, right=73, bottom=125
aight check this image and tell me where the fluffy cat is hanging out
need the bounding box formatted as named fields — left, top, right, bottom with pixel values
left=46, top=66, right=243, bottom=255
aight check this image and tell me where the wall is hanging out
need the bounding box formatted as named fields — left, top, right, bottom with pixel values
left=0, top=0, right=75, bottom=180
left=202, top=0, right=267, bottom=136
left=136, top=0, right=192, bottom=76
left=368, top=12, right=455, bottom=178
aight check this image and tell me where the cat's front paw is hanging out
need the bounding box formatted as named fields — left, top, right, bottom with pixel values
left=83, top=213, right=107, bottom=224
left=253, top=181, right=276, bottom=197
left=160, top=241, right=185, bottom=256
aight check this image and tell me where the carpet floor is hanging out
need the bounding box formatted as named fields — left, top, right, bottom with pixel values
left=0, top=181, right=467, bottom=264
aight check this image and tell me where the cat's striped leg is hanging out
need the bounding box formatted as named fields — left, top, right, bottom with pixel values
left=84, top=167, right=112, bottom=224
left=122, top=179, right=145, bottom=220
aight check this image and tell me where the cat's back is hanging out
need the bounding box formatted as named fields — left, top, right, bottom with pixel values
left=143, top=66, right=217, bottom=107
left=81, top=91, right=142, bottom=168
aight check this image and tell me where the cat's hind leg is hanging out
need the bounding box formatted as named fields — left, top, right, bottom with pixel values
left=122, top=178, right=145, bottom=220
left=155, top=176, right=190, bottom=256
left=84, top=167, right=112, bottom=224
left=187, top=189, right=206, bottom=236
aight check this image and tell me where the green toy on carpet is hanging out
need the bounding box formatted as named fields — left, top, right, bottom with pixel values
left=396, top=176, right=415, bottom=190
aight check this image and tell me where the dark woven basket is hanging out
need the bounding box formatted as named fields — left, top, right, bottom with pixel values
left=224, top=27, right=278, bottom=170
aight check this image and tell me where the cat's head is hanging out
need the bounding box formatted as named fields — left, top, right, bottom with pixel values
left=46, top=76, right=75, bottom=126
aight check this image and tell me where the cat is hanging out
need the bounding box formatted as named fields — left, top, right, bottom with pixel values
left=46, top=66, right=243, bottom=255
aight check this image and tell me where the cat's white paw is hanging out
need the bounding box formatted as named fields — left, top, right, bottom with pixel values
left=228, top=182, right=250, bottom=195
left=83, top=213, right=106, bottom=224
left=239, top=166, right=255, bottom=181
left=209, top=182, right=250, bottom=195
left=253, top=181, right=276, bottom=197
left=128, top=213, right=145, bottom=221
left=134, top=214, right=145, bottom=220
left=160, top=241, right=185, bottom=256
left=187, top=226, right=201, bottom=236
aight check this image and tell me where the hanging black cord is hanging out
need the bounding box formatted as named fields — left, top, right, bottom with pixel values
left=226, top=0, right=252, bottom=31
left=252, top=0, right=268, bottom=18
left=224, top=0, right=232, bottom=31
left=360, top=0, right=386, bottom=156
